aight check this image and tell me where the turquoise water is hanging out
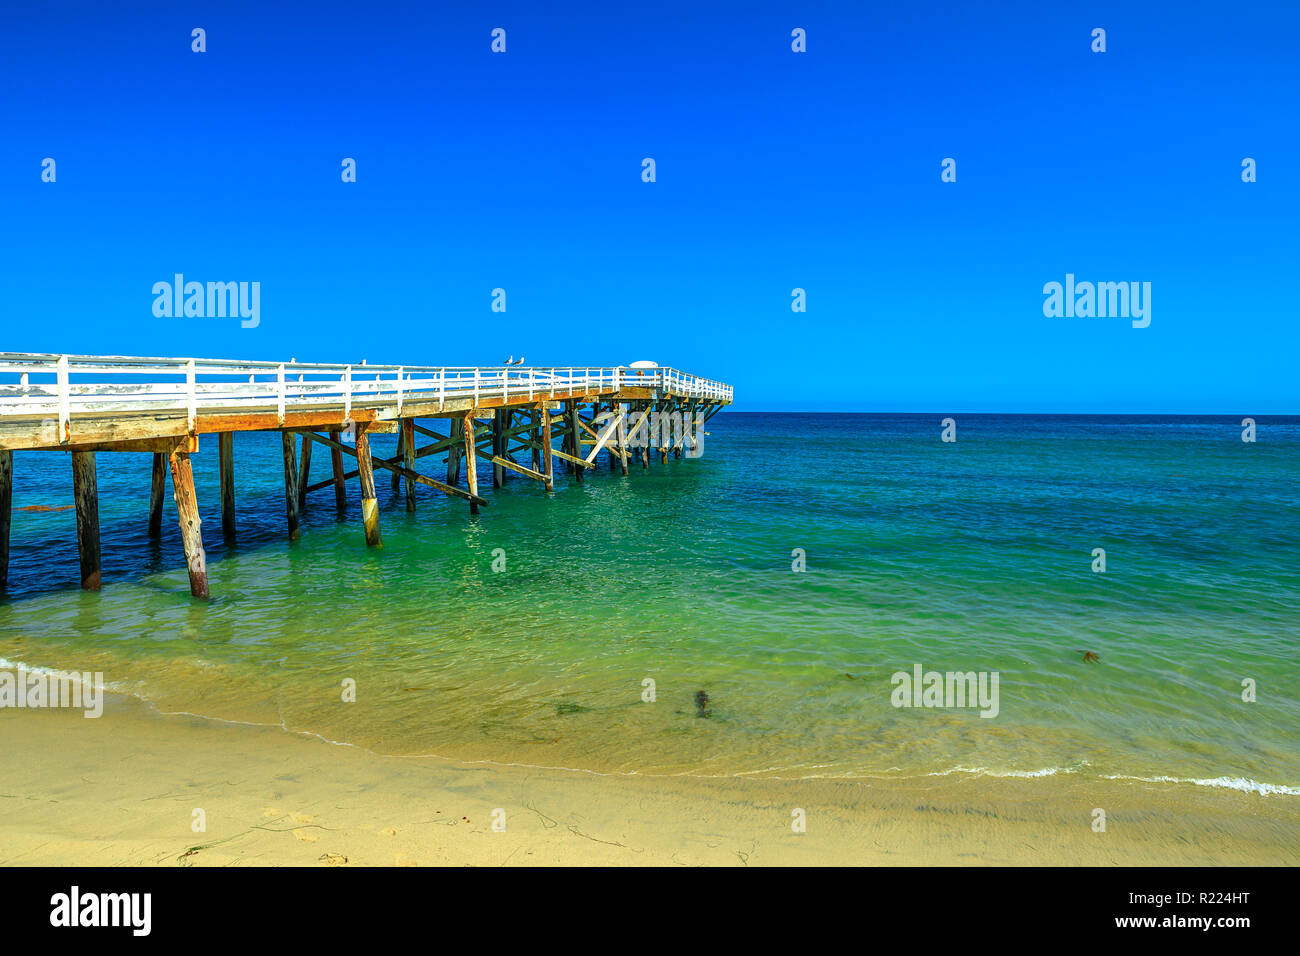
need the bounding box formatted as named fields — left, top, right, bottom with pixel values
left=1, top=414, right=1297, bottom=793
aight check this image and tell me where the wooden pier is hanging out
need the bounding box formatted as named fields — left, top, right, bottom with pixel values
left=0, top=354, right=732, bottom=598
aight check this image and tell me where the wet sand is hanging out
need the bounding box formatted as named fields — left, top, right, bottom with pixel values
left=2, top=694, right=1296, bottom=866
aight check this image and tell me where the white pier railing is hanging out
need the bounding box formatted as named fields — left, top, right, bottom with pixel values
left=0, top=353, right=733, bottom=440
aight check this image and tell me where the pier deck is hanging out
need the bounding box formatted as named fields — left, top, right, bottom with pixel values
left=0, top=353, right=732, bottom=598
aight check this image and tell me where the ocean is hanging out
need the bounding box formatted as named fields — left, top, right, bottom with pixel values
left=1, top=413, right=1297, bottom=796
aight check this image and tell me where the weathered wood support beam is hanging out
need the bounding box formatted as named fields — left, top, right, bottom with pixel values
left=281, top=432, right=301, bottom=540
left=71, top=451, right=101, bottom=591
left=531, top=409, right=541, bottom=473
left=0, top=450, right=10, bottom=588
left=584, top=409, right=625, bottom=464
left=305, top=431, right=486, bottom=506
left=616, top=403, right=629, bottom=475
left=391, top=420, right=404, bottom=493
left=328, top=429, right=347, bottom=509
left=402, top=418, right=416, bottom=511
left=487, top=454, right=547, bottom=482
left=492, top=409, right=505, bottom=489
left=167, top=450, right=209, bottom=598
left=568, top=401, right=583, bottom=483
left=297, top=432, right=313, bottom=510
left=446, top=417, right=463, bottom=490
left=218, top=432, right=236, bottom=539
left=355, top=424, right=382, bottom=547
left=148, top=452, right=166, bottom=538
left=548, top=446, right=594, bottom=469
left=463, top=412, right=480, bottom=515
left=539, top=404, right=554, bottom=492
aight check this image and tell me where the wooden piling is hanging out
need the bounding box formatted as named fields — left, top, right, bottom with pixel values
left=0, top=450, right=11, bottom=589
left=616, top=404, right=629, bottom=475
left=167, top=450, right=209, bottom=598
left=445, top=417, right=463, bottom=490
left=218, top=432, right=236, bottom=539
left=281, top=432, right=301, bottom=541
left=531, top=409, right=541, bottom=473
left=148, top=451, right=166, bottom=538
left=402, top=418, right=416, bottom=511
left=328, top=429, right=346, bottom=509
left=463, top=412, right=480, bottom=514
left=297, top=433, right=313, bottom=510
left=640, top=404, right=650, bottom=470
left=391, top=420, right=404, bottom=493
left=608, top=403, right=618, bottom=471
left=71, top=451, right=101, bottom=591
left=355, top=424, right=382, bottom=547
left=569, top=401, right=584, bottom=484
left=492, top=409, right=505, bottom=489
left=539, top=404, right=554, bottom=492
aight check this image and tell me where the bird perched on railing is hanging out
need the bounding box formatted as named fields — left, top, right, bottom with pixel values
left=503, top=355, right=513, bottom=365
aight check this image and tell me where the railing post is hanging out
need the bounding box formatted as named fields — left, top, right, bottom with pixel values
left=439, top=368, right=445, bottom=410
left=56, top=354, right=70, bottom=444
left=474, top=368, right=480, bottom=406
left=395, top=366, right=404, bottom=416
left=185, top=358, right=197, bottom=433
left=343, top=365, right=353, bottom=422
left=276, top=363, right=286, bottom=425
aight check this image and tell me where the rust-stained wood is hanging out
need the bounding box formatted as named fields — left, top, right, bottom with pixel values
left=148, top=451, right=166, bottom=538
left=355, top=424, right=382, bottom=547
left=539, top=404, right=554, bottom=492
left=463, top=412, right=480, bottom=515
left=218, top=431, right=236, bottom=539
left=531, top=408, right=541, bottom=473
left=168, top=450, right=209, bottom=598
left=328, top=429, right=346, bottom=509
left=71, top=451, right=101, bottom=591
left=0, top=450, right=11, bottom=588
left=281, top=432, right=300, bottom=541
left=0, top=384, right=679, bottom=452
left=62, top=436, right=198, bottom=455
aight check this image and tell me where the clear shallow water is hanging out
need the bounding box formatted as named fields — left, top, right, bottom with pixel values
left=1, top=414, right=1297, bottom=792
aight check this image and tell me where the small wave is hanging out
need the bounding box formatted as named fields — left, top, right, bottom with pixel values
left=1102, top=774, right=1300, bottom=796
left=0, top=656, right=127, bottom=693
left=925, top=764, right=1084, bottom=779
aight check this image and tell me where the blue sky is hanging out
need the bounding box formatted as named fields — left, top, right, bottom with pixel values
left=1, top=1, right=1296, bottom=412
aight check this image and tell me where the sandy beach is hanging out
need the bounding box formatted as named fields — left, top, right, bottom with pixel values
left=2, top=691, right=1295, bottom=867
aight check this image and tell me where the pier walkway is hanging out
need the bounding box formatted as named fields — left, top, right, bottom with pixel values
left=0, top=353, right=733, bottom=598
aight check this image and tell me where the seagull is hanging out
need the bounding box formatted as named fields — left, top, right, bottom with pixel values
left=503, top=355, right=513, bottom=365
left=514, top=356, right=525, bottom=365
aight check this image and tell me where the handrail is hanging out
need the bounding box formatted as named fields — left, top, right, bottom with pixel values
left=0, top=353, right=732, bottom=442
